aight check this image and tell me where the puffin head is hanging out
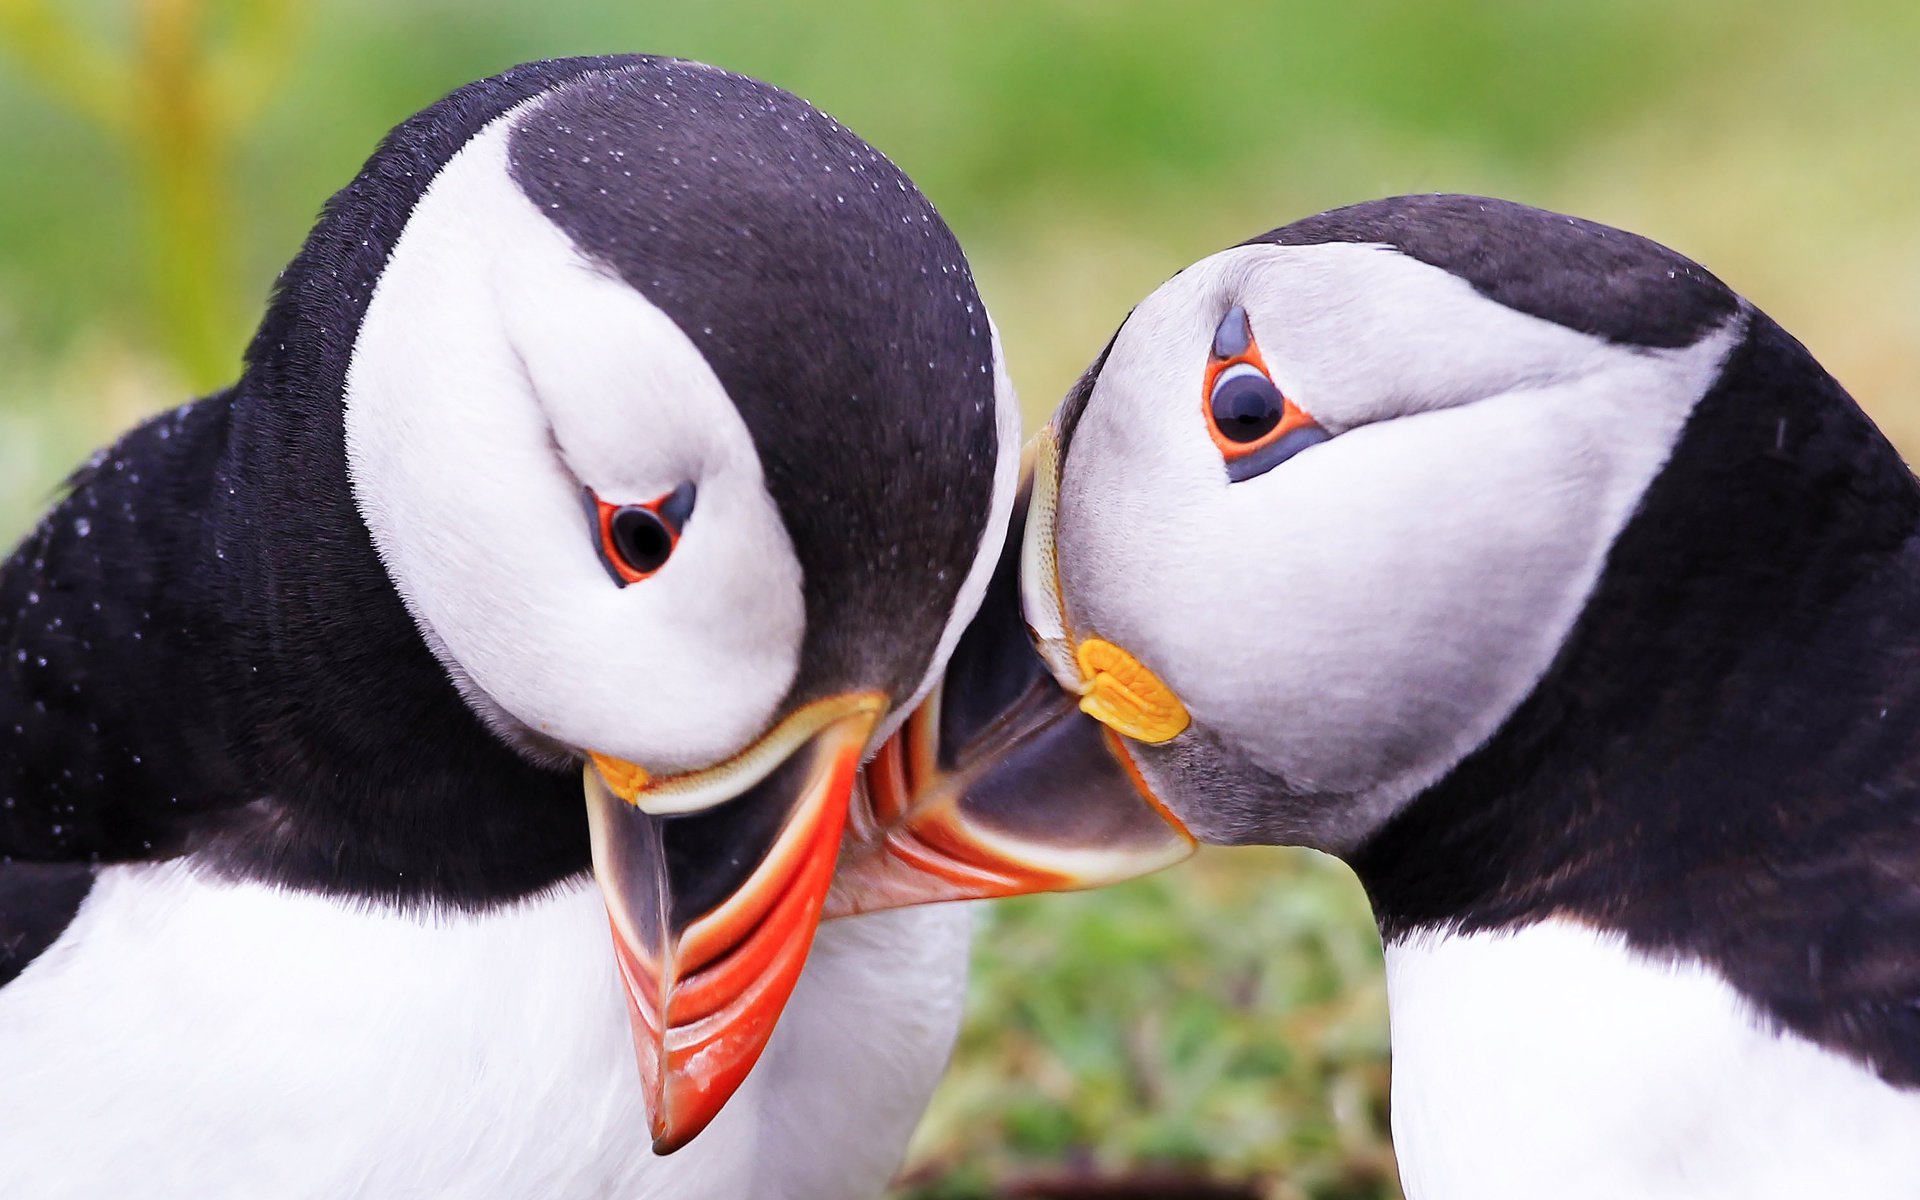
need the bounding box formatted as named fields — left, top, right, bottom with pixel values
left=323, top=58, right=1018, bottom=1150
left=844, top=195, right=1762, bottom=900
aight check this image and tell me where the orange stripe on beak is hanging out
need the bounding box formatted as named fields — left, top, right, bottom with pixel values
left=586, top=703, right=879, bottom=1153
left=827, top=668, right=1194, bottom=921
left=825, top=448, right=1195, bottom=922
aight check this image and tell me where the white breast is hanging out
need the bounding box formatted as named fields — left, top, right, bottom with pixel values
left=1384, top=919, right=1920, bottom=1200
left=0, top=861, right=971, bottom=1199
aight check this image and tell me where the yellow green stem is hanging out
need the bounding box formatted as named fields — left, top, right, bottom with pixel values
left=128, top=0, right=237, bottom=389
left=0, top=0, right=295, bottom=390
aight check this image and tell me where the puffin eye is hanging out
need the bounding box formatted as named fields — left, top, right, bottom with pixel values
left=1203, top=305, right=1331, bottom=483
left=585, top=483, right=696, bottom=586
left=1208, top=365, right=1283, bottom=443
left=611, top=508, right=673, bottom=574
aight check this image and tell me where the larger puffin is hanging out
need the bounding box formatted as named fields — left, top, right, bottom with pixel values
left=891, top=195, right=1920, bottom=1198
left=0, top=55, right=1056, bottom=1198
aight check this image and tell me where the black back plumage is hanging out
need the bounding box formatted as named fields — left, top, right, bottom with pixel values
left=2, top=62, right=635, bottom=943
left=1353, top=309, right=1920, bottom=1087
left=2, top=54, right=1004, bottom=987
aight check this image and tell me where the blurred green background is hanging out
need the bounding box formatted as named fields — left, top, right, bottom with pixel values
left=1, top=2, right=1914, bottom=1196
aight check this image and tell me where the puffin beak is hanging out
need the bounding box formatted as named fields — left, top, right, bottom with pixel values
left=827, top=430, right=1197, bottom=919
left=583, top=692, right=885, bottom=1154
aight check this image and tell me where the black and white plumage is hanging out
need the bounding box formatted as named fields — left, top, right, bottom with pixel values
left=0, top=56, right=1018, bottom=1197
left=933, top=195, right=1920, bottom=1196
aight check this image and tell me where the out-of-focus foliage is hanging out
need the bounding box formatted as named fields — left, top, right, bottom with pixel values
left=903, top=851, right=1396, bottom=1200
left=0, top=0, right=298, bottom=385
left=0, top=3, right=1914, bottom=1196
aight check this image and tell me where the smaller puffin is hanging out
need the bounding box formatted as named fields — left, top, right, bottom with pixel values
left=0, top=55, right=1082, bottom=1199
left=868, top=196, right=1920, bottom=1198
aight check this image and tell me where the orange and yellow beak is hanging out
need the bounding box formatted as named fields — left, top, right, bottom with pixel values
left=828, top=663, right=1195, bottom=918
left=828, top=434, right=1197, bottom=918
left=584, top=693, right=884, bottom=1153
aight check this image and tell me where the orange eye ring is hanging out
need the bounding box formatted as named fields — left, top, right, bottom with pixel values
left=586, top=483, right=696, bottom=586
left=1203, top=306, right=1330, bottom=482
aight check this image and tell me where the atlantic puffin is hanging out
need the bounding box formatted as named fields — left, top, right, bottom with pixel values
left=883, top=195, right=1920, bottom=1197
left=0, top=56, right=1043, bottom=1198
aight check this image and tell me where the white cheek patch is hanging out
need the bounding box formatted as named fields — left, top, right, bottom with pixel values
left=344, top=107, right=804, bottom=773
left=1057, top=245, right=1740, bottom=838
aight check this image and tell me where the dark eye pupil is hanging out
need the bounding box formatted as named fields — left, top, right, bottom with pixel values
left=1210, top=372, right=1284, bottom=443
left=611, top=507, right=674, bottom=574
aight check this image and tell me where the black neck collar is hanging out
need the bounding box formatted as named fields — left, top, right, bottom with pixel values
left=1354, top=312, right=1920, bottom=1084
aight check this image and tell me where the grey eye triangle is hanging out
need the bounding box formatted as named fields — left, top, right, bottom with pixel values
left=1212, top=304, right=1253, bottom=360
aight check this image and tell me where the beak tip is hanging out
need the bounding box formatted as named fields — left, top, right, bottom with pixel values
left=650, top=1125, right=694, bottom=1157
